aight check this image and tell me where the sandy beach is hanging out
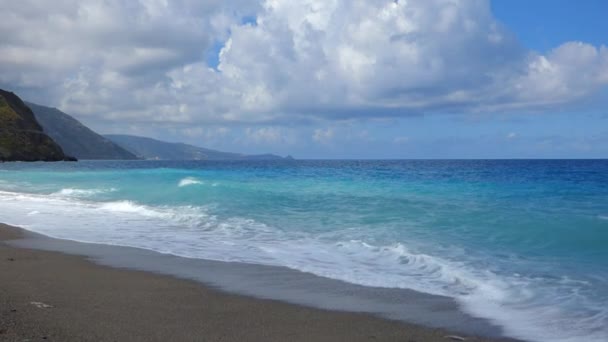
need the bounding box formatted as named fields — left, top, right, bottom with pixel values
left=0, top=223, right=522, bottom=342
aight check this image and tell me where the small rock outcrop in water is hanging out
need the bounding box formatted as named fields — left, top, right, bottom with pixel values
left=0, top=89, right=75, bottom=162
left=27, top=102, right=137, bottom=160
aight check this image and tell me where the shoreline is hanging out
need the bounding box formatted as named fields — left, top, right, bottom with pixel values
left=1, top=223, right=520, bottom=341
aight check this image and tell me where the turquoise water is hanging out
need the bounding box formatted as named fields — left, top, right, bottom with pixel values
left=0, top=160, right=607, bottom=342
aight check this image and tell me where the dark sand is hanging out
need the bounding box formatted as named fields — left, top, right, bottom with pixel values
left=0, top=224, right=516, bottom=342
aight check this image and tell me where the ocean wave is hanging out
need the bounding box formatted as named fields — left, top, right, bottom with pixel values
left=178, top=177, right=204, bottom=187
left=99, top=201, right=163, bottom=216
left=53, top=188, right=116, bottom=197
left=0, top=190, right=606, bottom=342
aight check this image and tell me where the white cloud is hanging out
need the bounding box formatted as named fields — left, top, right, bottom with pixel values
left=506, top=132, right=517, bottom=139
left=213, top=0, right=608, bottom=118
left=0, top=0, right=607, bottom=128
left=509, top=42, right=608, bottom=108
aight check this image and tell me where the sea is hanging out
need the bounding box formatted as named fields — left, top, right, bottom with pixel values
left=0, top=159, right=606, bottom=342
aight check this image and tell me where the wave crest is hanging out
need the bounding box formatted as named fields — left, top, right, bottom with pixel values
left=53, top=188, right=116, bottom=197
left=178, top=177, right=204, bottom=187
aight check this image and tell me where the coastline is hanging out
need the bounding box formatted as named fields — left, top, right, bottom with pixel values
left=0, top=223, right=521, bottom=342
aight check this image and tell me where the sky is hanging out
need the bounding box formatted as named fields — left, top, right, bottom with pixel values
left=0, top=0, right=607, bottom=159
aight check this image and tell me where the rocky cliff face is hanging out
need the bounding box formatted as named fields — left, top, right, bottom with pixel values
left=0, top=89, right=73, bottom=162
left=27, top=102, right=137, bottom=160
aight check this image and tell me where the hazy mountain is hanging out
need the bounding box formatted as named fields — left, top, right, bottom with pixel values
left=0, top=89, right=73, bottom=162
left=27, top=102, right=137, bottom=160
left=105, top=134, right=292, bottom=161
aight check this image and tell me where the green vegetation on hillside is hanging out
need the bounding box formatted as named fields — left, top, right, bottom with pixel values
left=0, top=96, right=21, bottom=123
left=0, top=89, right=72, bottom=162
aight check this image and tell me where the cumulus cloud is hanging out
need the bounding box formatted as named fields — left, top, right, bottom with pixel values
left=507, top=42, right=608, bottom=108
left=0, top=0, right=258, bottom=122
left=0, top=0, right=607, bottom=128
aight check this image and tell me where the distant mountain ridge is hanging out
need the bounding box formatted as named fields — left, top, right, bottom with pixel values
left=27, top=102, right=137, bottom=160
left=105, top=134, right=291, bottom=161
left=1, top=92, right=291, bottom=161
left=0, top=89, right=72, bottom=162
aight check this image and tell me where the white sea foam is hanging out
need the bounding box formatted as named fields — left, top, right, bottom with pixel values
left=178, top=177, right=204, bottom=187
left=598, top=215, right=608, bottom=221
left=99, top=201, right=159, bottom=215
left=53, top=188, right=116, bottom=197
left=0, top=189, right=605, bottom=342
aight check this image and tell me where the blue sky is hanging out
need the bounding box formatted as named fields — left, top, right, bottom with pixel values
left=492, top=0, right=608, bottom=51
left=0, top=0, right=606, bottom=158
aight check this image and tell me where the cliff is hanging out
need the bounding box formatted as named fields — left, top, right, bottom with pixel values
left=27, top=102, right=137, bottom=160
left=0, top=89, right=73, bottom=162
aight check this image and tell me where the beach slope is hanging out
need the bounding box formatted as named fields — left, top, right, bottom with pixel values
left=0, top=224, right=513, bottom=342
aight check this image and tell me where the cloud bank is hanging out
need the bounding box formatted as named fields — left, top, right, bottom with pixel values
left=1, top=0, right=607, bottom=127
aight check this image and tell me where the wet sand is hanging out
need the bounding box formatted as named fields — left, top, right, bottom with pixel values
left=0, top=223, right=518, bottom=342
